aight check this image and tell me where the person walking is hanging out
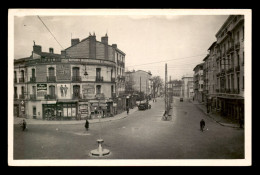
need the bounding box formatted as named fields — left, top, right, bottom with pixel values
left=127, top=107, right=129, bottom=115
left=22, top=119, right=27, bottom=131
left=85, top=119, right=89, bottom=131
left=200, top=119, right=205, bottom=132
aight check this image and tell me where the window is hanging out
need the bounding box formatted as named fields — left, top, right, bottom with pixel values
left=237, top=31, right=240, bottom=42
left=14, top=87, right=17, bottom=98
left=33, top=106, right=36, bottom=118
left=237, top=73, right=240, bottom=91
left=72, top=67, right=79, bottom=77
left=73, top=85, right=80, bottom=98
left=96, top=85, right=101, bottom=94
left=49, top=85, right=55, bottom=97
left=32, top=68, right=35, bottom=77
left=242, top=76, right=244, bottom=89
left=48, top=67, right=54, bottom=77
left=237, top=54, right=240, bottom=66
left=14, top=71, right=17, bottom=79
left=32, top=86, right=36, bottom=95
left=96, top=68, right=101, bottom=78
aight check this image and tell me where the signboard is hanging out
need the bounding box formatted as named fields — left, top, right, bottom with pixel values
left=36, top=65, right=47, bottom=82
left=37, top=84, right=47, bottom=97
left=57, top=84, right=71, bottom=99
left=82, top=84, right=95, bottom=99
left=56, top=64, right=71, bottom=81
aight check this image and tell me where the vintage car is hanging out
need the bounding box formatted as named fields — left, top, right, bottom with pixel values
left=138, top=103, right=147, bottom=110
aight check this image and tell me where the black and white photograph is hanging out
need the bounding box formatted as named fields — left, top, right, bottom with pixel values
left=8, top=9, right=251, bottom=166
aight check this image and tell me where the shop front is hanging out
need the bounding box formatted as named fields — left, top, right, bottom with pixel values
left=42, top=100, right=78, bottom=120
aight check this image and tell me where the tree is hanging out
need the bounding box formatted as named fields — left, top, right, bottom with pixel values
left=151, top=76, right=163, bottom=98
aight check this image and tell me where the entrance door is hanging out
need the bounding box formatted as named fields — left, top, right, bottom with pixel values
left=33, top=106, right=36, bottom=119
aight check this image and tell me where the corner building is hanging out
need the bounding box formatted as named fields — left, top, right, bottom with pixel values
left=14, top=33, right=126, bottom=120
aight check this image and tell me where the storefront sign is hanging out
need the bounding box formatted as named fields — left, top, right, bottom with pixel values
left=37, top=84, right=47, bottom=97
left=79, top=102, right=89, bottom=117
left=57, top=84, right=70, bottom=99
left=56, top=64, right=71, bottom=81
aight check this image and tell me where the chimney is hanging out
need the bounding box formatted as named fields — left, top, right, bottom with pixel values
left=33, top=45, right=42, bottom=53
left=61, top=50, right=66, bottom=58
left=101, top=34, right=108, bottom=59
left=89, top=32, right=96, bottom=59
left=112, top=44, right=117, bottom=48
left=101, top=34, right=108, bottom=45
left=71, top=38, right=80, bottom=46
left=49, top=47, right=54, bottom=53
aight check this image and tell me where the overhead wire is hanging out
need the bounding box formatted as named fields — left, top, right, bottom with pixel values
left=37, top=15, right=64, bottom=49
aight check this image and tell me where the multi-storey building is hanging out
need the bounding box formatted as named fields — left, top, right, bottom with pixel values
left=214, top=15, right=244, bottom=121
left=168, top=80, right=182, bottom=96
left=130, top=70, right=152, bottom=96
left=193, top=63, right=204, bottom=102
left=181, top=76, right=193, bottom=99
left=13, top=33, right=126, bottom=120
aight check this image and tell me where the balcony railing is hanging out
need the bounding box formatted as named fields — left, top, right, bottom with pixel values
left=47, top=76, right=56, bottom=82
left=19, top=94, right=25, bottom=99
left=235, top=66, right=240, bottom=72
left=72, top=93, right=82, bottom=99
left=19, top=78, right=25, bottom=83
left=44, top=94, right=56, bottom=100
left=30, top=94, right=37, bottom=100
left=14, top=78, right=17, bottom=83
left=72, top=76, right=81, bottom=82
left=96, top=76, right=104, bottom=82
left=30, top=77, right=36, bottom=83
left=235, top=42, right=240, bottom=50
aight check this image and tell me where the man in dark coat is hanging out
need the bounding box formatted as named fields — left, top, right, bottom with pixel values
left=126, top=107, right=129, bottom=115
left=200, top=119, right=205, bottom=132
left=85, top=119, right=89, bottom=131
left=22, top=119, right=27, bottom=131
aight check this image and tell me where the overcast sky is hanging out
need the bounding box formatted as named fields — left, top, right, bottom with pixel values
left=14, top=14, right=228, bottom=80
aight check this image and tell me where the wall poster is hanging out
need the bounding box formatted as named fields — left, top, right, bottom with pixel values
left=57, top=84, right=70, bottom=99
left=37, top=84, right=47, bottom=97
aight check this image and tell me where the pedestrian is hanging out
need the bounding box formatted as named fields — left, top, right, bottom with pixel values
left=200, top=119, right=205, bottom=132
left=85, top=119, right=89, bottom=131
left=22, top=119, right=27, bottom=131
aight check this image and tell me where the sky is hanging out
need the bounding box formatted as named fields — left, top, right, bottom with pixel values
left=14, top=14, right=229, bottom=80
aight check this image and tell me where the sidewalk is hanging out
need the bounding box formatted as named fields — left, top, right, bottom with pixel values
left=13, top=106, right=139, bottom=125
left=189, top=99, right=241, bottom=128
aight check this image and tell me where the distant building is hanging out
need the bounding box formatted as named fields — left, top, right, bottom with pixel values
left=181, top=76, right=193, bottom=99
left=129, top=70, right=152, bottom=96
left=168, top=80, right=182, bottom=96
left=193, top=63, right=204, bottom=102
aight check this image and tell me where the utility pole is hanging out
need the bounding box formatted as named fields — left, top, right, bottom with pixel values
left=140, top=76, right=141, bottom=104
left=165, top=63, right=168, bottom=118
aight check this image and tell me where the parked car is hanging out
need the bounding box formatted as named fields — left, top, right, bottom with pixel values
left=180, top=97, right=183, bottom=102
left=138, top=103, right=147, bottom=110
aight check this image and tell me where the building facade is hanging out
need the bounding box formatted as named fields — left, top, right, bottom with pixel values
left=181, top=76, right=194, bottom=99
left=214, top=15, right=244, bottom=121
left=193, top=63, right=204, bottom=102
left=13, top=33, right=127, bottom=120
left=130, top=70, right=152, bottom=96
left=169, top=80, right=182, bottom=96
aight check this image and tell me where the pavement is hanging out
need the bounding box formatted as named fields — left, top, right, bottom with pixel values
left=188, top=98, right=241, bottom=128
left=13, top=105, right=139, bottom=125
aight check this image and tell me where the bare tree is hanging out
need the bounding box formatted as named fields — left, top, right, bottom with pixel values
left=151, top=76, right=163, bottom=98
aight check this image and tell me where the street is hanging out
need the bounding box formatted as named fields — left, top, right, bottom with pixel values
left=13, top=97, right=244, bottom=159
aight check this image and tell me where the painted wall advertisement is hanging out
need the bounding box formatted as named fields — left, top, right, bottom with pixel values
left=56, top=64, right=71, bottom=81
left=82, top=84, right=95, bottom=99
left=57, top=84, right=71, bottom=99
left=36, top=65, right=47, bottom=82
left=37, top=84, right=47, bottom=97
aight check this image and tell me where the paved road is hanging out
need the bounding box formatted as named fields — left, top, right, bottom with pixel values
left=13, top=97, right=244, bottom=159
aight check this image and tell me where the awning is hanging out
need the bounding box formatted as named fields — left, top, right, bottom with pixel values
left=217, top=95, right=244, bottom=100
left=56, top=99, right=78, bottom=103
left=91, top=103, right=107, bottom=107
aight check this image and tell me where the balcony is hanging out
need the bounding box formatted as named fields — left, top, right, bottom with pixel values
left=235, top=42, right=240, bottom=50
left=14, top=94, right=18, bottom=99
left=30, top=77, right=36, bottom=83
left=111, top=77, right=115, bottom=82
left=96, top=76, right=104, bottom=82
left=14, top=78, right=17, bottom=83
left=72, top=93, right=82, bottom=100
left=44, top=94, right=56, bottom=100
left=72, top=76, right=81, bottom=82
left=19, top=78, right=25, bottom=83
left=19, top=94, right=25, bottom=99
left=235, top=66, right=240, bottom=72
left=47, top=76, right=56, bottom=82
left=226, top=88, right=231, bottom=94
left=30, top=94, right=37, bottom=100
left=227, top=67, right=234, bottom=74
